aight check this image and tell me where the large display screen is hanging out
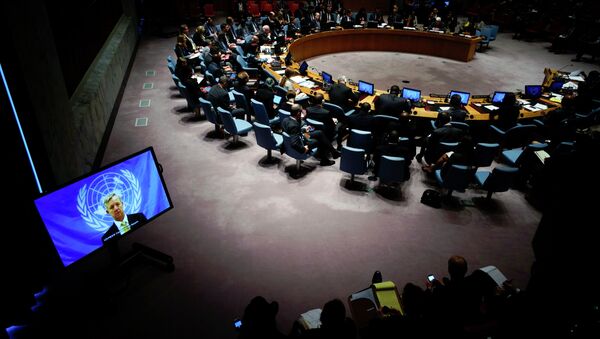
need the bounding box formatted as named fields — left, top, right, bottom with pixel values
left=34, top=147, right=173, bottom=267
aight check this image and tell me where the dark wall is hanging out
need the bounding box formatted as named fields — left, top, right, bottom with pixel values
left=45, top=0, right=123, bottom=97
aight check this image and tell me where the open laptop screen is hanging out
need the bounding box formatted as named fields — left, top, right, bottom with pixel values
left=402, top=87, right=421, bottom=101
left=299, top=61, right=308, bottom=75
left=358, top=80, right=374, bottom=95
left=491, top=91, right=509, bottom=104
left=322, top=71, right=333, bottom=84
left=449, top=90, right=471, bottom=105
left=525, top=85, right=542, bottom=99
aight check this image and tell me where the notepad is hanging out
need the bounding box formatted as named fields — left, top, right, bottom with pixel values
left=484, top=105, right=499, bottom=110
left=523, top=105, right=540, bottom=111
left=439, top=106, right=450, bottom=111
left=533, top=103, right=548, bottom=110
left=479, top=266, right=508, bottom=286
left=275, top=70, right=286, bottom=75
left=298, top=309, right=322, bottom=330
left=372, top=281, right=404, bottom=315
left=535, top=150, right=550, bottom=163
left=290, top=75, right=309, bottom=83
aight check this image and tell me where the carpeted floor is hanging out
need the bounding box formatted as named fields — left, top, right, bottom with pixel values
left=47, top=32, right=599, bottom=338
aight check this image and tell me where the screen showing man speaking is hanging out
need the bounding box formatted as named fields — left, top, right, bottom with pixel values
left=34, top=147, right=173, bottom=267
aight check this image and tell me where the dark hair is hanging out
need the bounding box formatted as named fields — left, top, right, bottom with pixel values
left=437, top=111, right=451, bottom=125
left=320, top=299, right=346, bottom=328
left=448, top=255, right=468, bottom=280
left=311, top=93, right=324, bottom=105
left=359, top=102, right=371, bottom=112
left=290, top=104, right=302, bottom=117
left=450, top=94, right=462, bottom=108
left=501, top=92, right=517, bottom=106
left=285, top=90, right=296, bottom=100
left=390, top=85, right=400, bottom=95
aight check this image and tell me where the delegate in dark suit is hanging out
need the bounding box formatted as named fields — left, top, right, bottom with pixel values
left=102, top=213, right=148, bottom=243
left=376, top=93, right=410, bottom=117
left=305, top=105, right=336, bottom=142
left=424, top=124, right=465, bottom=164
left=329, top=82, right=358, bottom=113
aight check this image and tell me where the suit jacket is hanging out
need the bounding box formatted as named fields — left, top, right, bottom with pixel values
left=329, top=83, right=358, bottom=112
left=207, top=85, right=231, bottom=111
left=425, top=124, right=465, bottom=163
left=306, top=105, right=335, bottom=140
left=376, top=94, right=410, bottom=117
left=282, top=117, right=306, bottom=154
left=102, top=213, right=148, bottom=243
left=447, top=107, right=468, bottom=122
left=254, top=87, right=276, bottom=118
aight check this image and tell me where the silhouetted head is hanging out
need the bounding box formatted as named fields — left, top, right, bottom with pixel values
left=437, top=111, right=451, bottom=125
left=448, top=255, right=468, bottom=281
left=320, top=299, right=346, bottom=329
left=450, top=94, right=462, bottom=108
left=389, top=85, right=400, bottom=95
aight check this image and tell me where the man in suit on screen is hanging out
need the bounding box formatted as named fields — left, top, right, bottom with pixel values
left=101, top=193, right=147, bottom=243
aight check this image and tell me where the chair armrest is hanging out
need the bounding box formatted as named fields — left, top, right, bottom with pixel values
left=489, top=125, right=506, bottom=137
left=345, top=109, right=356, bottom=117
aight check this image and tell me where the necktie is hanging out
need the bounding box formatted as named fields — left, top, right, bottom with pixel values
left=121, top=221, right=130, bottom=233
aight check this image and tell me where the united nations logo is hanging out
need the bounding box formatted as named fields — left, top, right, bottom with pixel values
left=77, top=170, right=142, bottom=231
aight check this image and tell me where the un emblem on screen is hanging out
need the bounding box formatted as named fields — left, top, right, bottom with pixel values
left=77, top=170, right=142, bottom=231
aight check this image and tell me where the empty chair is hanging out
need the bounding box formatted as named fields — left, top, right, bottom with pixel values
left=435, top=164, right=471, bottom=198
left=282, top=132, right=317, bottom=171
left=251, top=99, right=279, bottom=125
left=323, top=102, right=356, bottom=119
left=487, top=25, right=499, bottom=41
left=502, top=142, right=548, bottom=167
left=217, top=107, right=253, bottom=144
left=253, top=122, right=283, bottom=163
left=473, top=143, right=500, bottom=168
left=476, top=25, right=493, bottom=50
left=347, top=129, right=373, bottom=154
left=377, top=155, right=406, bottom=184
left=474, top=165, right=518, bottom=200
left=167, top=55, right=173, bottom=63
left=490, top=124, right=537, bottom=150
left=200, top=98, right=222, bottom=134
left=235, top=45, right=247, bottom=59
left=340, top=146, right=368, bottom=186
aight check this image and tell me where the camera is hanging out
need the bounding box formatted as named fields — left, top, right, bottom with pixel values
left=427, top=274, right=435, bottom=282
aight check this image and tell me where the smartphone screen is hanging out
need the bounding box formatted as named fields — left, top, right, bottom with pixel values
left=234, top=319, right=242, bottom=328
left=427, top=274, right=435, bottom=282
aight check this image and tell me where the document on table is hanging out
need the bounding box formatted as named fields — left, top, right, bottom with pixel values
left=523, top=105, right=540, bottom=111
left=299, top=80, right=317, bottom=88
left=290, top=75, right=309, bottom=83
left=484, top=105, right=499, bottom=111
left=275, top=70, right=286, bottom=75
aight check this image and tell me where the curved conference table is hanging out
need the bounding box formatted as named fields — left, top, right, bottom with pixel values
left=262, top=28, right=559, bottom=122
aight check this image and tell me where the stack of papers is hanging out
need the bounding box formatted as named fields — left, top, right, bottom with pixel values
left=563, top=81, right=578, bottom=90
left=523, top=105, right=540, bottom=111
left=568, top=74, right=585, bottom=81
left=275, top=70, right=286, bottom=75
left=290, top=75, right=309, bottom=83
left=403, top=26, right=416, bottom=30
left=438, top=106, right=450, bottom=111
left=534, top=103, right=548, bottom=110
left=299, top=80, right=317, bottom=88
left=484, top=105, right=499, bottom=111
left=517, top=99, right=530, bottom=105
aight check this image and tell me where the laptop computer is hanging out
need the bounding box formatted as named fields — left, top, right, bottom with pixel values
left=357, top=80, right=375, bottom=101
left=491, top=91, right=508, bottom=104
left=448, top=90, right=471, bottom=105
left=524, top=85, right=543, bottom=99
left=299, top=61, right=309, bottom=76
left=402, top=87, right=421, bottom=102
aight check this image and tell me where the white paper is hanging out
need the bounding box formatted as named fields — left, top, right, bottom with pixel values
left=298, top=309, right=322, bottom=330
left=479, top=266, right=508, bottom=286
left=484, top=105, right=499, bottom=110
left=523, top=105, right=540, bottom=111
left=563, top=81, right=578, bottom=90
left=275, top=70, right=286, bottom=75
left=568, top=75, right=585, bottom=82
left=533, top=103, right=548, bottom=110
left=403, top=26, right=416, bottom=30
left=517, top=99, right=530, bottom=105
left=290, top=75, right=308, bottom=83
left=439, top=106, right=450, bottom=111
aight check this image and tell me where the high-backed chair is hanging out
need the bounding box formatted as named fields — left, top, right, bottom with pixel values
left=237, top=55, right=259, bottom=76
left=232, top=90, right=252, bottom=120
left=502, top=142, right=548, bottom=167
left=450, top=121, right=470, bottom=132
left=251, top=99, right=279, bottom=125
left=282, top=132, right=317, bottom=171
left=324, top=102, right=356, bottom=119
left=278, top=109, right=291, bottom=122
left=253, top=122, right=283, bottom=163
left=199, top=98, right=222, bottom=134
left=204, top=71, right=216, bottom=86
left=474, top=165, right=518, bottom=200
left=476, top=25, right=493, bottom=50
left=340, top=146, right=368, bottom=186
left=377, top=155, right=406, bottom=184
left=439, top=141, right=459, bottom=154
left=274, top=85, right=288, bottom=98
left=487, top=25, right=499, bottom=41
left=473, top=142, right=500, bottom=168
left=217, top=107, right=253, bottom=144
left=490, top=124, right=537, bottom=150
left=435, top=164, right=471, bottom=197
left=347, top=129, right=373, bottom=155
left=167, top=61, right=175, bottom=74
